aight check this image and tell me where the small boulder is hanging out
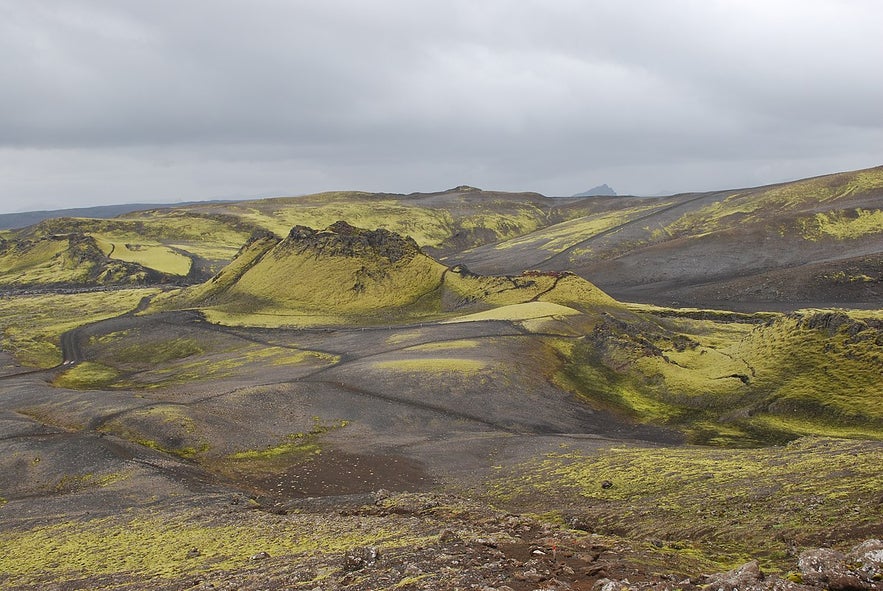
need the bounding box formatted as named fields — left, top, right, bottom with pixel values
left=343, top=546, right=380, bottom=571
left=798, top=547, right=871, bottom=590
left=849, top=540, right=883, bottom=579
left=704, top=561, right=765, bottom=591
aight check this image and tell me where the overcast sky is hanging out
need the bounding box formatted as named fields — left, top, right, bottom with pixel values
left=1, top=0, right=882, bottom=213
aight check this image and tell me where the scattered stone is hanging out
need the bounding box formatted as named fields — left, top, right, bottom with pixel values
left=798, top=547, right=874, bottom=590
left=704, top=560, right=765, bottom=591
left=343, top=546, right=380, bottom=571
left=601, top=480, right=614, bottom=489
left=849, top=540, right=883, bottom=578
left=440, top=528, right=461, bottom=543
left=592, top=578, right=630, bottom=591
left=403, top=563, right=423, bottom=577
left=373, top=489, right=391, bottom=504
left=249, top=551, right=270, bottom=561
left=185, top=547, right=201, bottom=559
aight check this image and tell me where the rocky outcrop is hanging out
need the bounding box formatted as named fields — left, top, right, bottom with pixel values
left=798, top=540, right=883, bottom=591
left=594, top=540, right=883, bottom=591
left=283, top=221, right=421, bottom=263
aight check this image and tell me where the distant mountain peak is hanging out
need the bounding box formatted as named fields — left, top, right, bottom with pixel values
left=572, top=184, right=617, bottom=197
left=445, top=185, right=482, bottom=193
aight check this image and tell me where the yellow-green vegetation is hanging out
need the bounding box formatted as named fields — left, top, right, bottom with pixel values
left=487, top=437, right=883, bottom=569
left=52, top=362, right=122, bottom=390
left=227, top=419, right=348, bottom=462
left=797, top=208, right=883, bottom=241
left=443, top=301, right=580, bottom=323
left=373, top=358, right=487, bottom=374
left=51, top=470, right=132, bottom=494
left=227, top=195, right=457, bottom=247
left=96, top=334, right=204, bottom=367
left=0, top=233, right=156, bottom=286
left=0, top=288, right=159, bottom=367
left=156, top=224, right=450, bottom=327
left=0, top=508, right=421, bottom=585
left=664, top=166, right=883, bottom=237
left=167, top=232, right=278, bottom=303
left=206, top=192, right=556, bottom=249
left=556, top=307, right=883, bottom=445
left=214, top=418, right=349, bottom=487
left=26, top=212, right=255, bottom=262
left=408, top=339, right=479, bottom=351
left=0, top=212, right=255, bottom=288
left=100, top=405, right=208, bottom=459
left=443, top=270, right=618, bottom=315
left=492, top=203, right=659, bottom=253
left=385, top=330, right=426, bottom=345
left=115, top=344, right=333, bottom=389
left=95, top=237, right=192, bottom=276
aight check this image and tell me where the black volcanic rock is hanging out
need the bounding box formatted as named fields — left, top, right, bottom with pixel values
left=284, top=221, right=420, bottom=263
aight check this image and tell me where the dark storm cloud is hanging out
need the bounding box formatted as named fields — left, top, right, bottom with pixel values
left=1, top=0, right=881, bottom=211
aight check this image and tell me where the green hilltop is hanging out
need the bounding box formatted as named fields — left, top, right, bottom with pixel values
left=155, top=220, right=619, bottom=326
left=0, top=167, right=879, bottom=309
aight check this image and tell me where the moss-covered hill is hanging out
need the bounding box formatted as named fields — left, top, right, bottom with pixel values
left=0, top=232, right=182, bottom=287
left=1, top=168, right=879, bottom=308
left=155, top=221, right=619, bottom=326
left=454, top=165, right=883, bottom=308
left=0, top=187, right=591, bottom=290
left=554, top=305, right=883, bottom=445
left=147, top=222, right=883, bottom=447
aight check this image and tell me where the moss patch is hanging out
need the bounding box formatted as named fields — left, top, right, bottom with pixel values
left=0, top=289, right=159, bottom=368
left=487, top=437, right=883, bottom=569
left=0, top=508, right=422, bottom=585
left=52, top=362, right=122, bottom=390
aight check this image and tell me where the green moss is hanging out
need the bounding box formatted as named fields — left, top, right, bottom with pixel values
left=96, top=238, right=193, bottom=275
left=52, top=362, right=123, bottom=390
left=0, top=288, right=159, bottom=368
left=488, top=437, right=883, bottom=569
left=227, top=419, right=348, bottom=461
left=0, top=509, right=421, bottom=584
left=798, top=208, right=883, bottom=241
left=663, top=167, right=883, bottom=237
left=52, top=471, right=132, bottom=494
left=111, top=337, right=204, bottom=365
left=99, top=405, right=210, bottom=459
left=555, top=307, right=883, bottom=445
left=373, top=358, right=487, bottom=374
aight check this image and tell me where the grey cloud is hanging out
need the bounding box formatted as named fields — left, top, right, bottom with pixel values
left=0, top=0, right=881, bottom=212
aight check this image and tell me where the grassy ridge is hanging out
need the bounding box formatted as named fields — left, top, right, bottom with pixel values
left=555, top=306, right=883, bottom=445
left=665, top=167, right=883, bottom=239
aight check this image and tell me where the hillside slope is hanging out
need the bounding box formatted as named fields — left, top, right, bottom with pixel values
left=157, top=222, right=620, bottom=326
left=453, top=166, right=883, bottom=308
left=2, top=166, right=879, bottom=308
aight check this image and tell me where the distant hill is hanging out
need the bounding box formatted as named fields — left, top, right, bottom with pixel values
left=0, top=166, right=880, bottom=309
left=572, top=184, right=617, bottom=197
left=456, top=166, right=883, bottom=309
left=0, top=200, right=240, bottom=230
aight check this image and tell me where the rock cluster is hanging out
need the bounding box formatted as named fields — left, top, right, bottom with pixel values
left=284, top=221, right=421, bottom=263
left=596, top=539, right=883, bottom=591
